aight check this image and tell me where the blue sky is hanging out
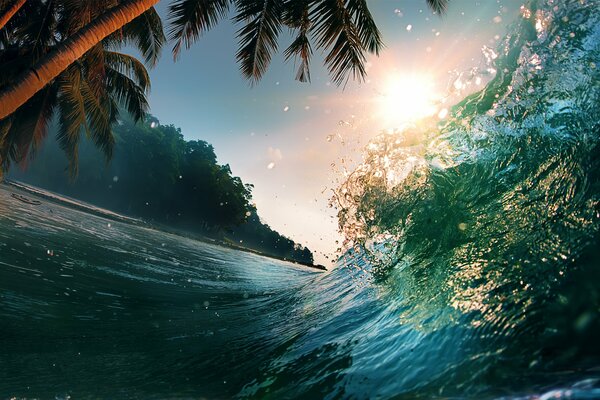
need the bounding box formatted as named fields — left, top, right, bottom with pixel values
left=146, top=0, right=522, bottom=265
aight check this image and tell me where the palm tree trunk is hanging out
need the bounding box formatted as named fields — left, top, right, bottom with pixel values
left=0, top=0, right=26, bottom=31
left=0, top=0, right=159, bottom=120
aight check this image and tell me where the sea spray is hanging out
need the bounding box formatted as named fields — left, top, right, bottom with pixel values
left=331, top=0, right=600, bottom=389
left=1, top=0, right=600, bottom=398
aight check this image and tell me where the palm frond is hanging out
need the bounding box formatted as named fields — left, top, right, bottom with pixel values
left=58, top=0, right=93, bottom=35
left=104, top=50, right=151, bottom=91
left=426, top=0, right=449, bottom=15
left=0, top=116, right=14, bottom=171
left=27, top=85, right=57, bottom=158
left=56, top=66, right=90, bottom=177
left=168, top=0, right=230, bottom=60
left=0, top=86, right=57, bottom=166
left=80, top=77, right=116, bottom=160
left=234, top=0, right=283, bottom=83
left=8, top=0, right=58, bottom=61
left=105, top=66, right=150, bottom=122
left=112, top=7, right=165, bottom=66
left=346, top=0, right=383, bottom=54
left=81, top=43, right=107, bottom=97
left=310, top=0, right=366, bottom=86
left=283, top=0, right=312, bottom=82
left=0, top=1, right=11, bottom=12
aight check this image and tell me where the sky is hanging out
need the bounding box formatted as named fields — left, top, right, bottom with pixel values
left=146, top=1, right=523, bottom=266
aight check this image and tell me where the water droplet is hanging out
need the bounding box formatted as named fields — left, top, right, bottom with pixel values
left=406, top=24, right=412, bottom=32
left=283, top=105, right=290, bottom=112
left=267, top=162, right=276, bottom=169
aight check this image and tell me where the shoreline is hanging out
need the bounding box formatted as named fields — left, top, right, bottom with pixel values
left=2, top=180, right=327, bottom=271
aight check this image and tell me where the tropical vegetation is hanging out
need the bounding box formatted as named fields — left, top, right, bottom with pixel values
left=0, top=0, right=447, bottom=264
left=10, top=114, right=315, bottom=265
left=0, top=0, right=449, bottom=176
left=0, top=0, right=164, bottom=176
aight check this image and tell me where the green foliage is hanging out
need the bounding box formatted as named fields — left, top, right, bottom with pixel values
left=167, top=0, right=448, bottom=85
left=168, top=0, right=384, bottom=86
left=10, top=115, right=314, bottom=264
left=0, top=0, right=164, bottom=175
left=228, top=207, right=314, bottom=264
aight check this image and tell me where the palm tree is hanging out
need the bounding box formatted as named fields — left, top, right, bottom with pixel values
left=0, top=0, right=164, bottom=176
left=0, top=0, right=26, bottom=31
left=0, top=0, right=450, bottom=120
left=0, top=0, right=160, bottom=120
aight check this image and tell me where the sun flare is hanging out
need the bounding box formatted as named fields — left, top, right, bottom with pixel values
left=377, top=74, right=439, bottom=127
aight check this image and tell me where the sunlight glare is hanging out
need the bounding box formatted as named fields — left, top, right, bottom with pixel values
left=378, top=74, right=439, bottom=127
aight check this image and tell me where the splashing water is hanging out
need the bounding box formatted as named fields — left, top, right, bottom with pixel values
left=331, top=0, right=600, bottom=392
left=1, top=0, right=600, bottom=398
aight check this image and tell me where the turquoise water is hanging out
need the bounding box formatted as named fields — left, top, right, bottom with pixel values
left=2, top=0, right=600, bottom=398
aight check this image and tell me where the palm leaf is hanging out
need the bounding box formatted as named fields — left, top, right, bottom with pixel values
left=104, top=50, right=151, bottom=91
left=56, top=66, right=90, bottom=177
left=106, top=7, right=165, bottom=66
left=27, top=85, right=58, bottom=159
left=310, top=0, right=366, bottom=86
left=80, top=77, right=116, bottom=160
left=81, top=43, right=107, bottom=96
left=283, top=0, right=312, bottom=82
left=234, top=0, right=284, bottom=83
left=426, top=0, right=449, bottom=14
left=10, top=0, right=59, bottom=61
left=168, top=0, right=231, bottom=60
left=0, top=86, right=57, bottom=166
left=0, top=117, right=14, bottom=172
left=105, top=66, right=150, bottom=122
left=346, top=0, right=383, bottom=54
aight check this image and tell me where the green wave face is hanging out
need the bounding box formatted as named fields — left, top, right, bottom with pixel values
left=1, top=0, right=600, bottom=399
left=334, top=0, right=600, bottom=380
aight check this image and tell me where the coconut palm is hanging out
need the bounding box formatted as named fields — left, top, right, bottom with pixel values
left=0, top=0, right=26, bottom=31
left=0, top=0, right=163, bottom=176
left=0, top=0, right=450, bottom=120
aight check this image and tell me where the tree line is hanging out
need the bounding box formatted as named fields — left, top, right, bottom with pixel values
left=10, top=115, right=314, bottom=265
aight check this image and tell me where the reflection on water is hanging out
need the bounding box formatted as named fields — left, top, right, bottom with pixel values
left=2, top=0, right=600, bottom=398
left=0, top=186, right=323, bottom=399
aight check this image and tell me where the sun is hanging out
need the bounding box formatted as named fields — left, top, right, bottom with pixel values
left=377, top=74, right=439, bottom=127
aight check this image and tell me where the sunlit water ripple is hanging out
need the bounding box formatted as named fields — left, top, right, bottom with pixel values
left=2, top=0, right=600, bottom=398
